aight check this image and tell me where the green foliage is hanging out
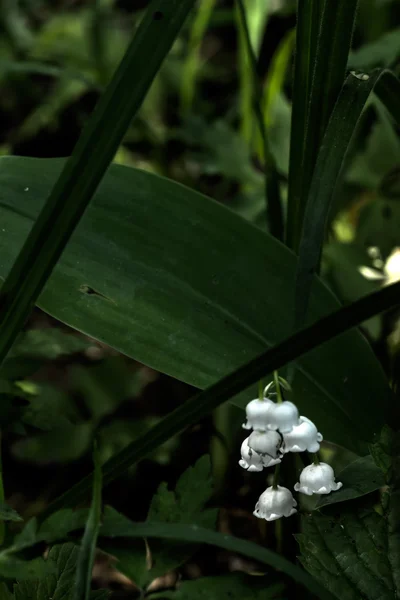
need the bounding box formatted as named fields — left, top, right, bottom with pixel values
left=73, top=446, right=102, bottom=600
left=298, top=502, right=397, bottom=600
left=0, top=157, right=390, bottom=452
left=10, top=544, right=108, bottom=600
left=316, top=455, right=386, bottom=509
left=102, top=455, right=217, bottom=588
left=155, top=573, right=284, bottom=600
left=349, top=28, right=400, bottom=69
left=0, top=503, right=22, bottom=522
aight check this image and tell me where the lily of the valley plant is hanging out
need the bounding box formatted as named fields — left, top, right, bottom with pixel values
left=240, top=376, right=342, bottom=521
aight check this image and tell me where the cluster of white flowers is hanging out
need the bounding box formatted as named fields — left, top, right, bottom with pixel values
left=239, top=381, right=342, bottom=521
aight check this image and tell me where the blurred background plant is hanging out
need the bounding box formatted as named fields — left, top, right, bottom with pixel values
left=0, top=0, right=400, bottom=597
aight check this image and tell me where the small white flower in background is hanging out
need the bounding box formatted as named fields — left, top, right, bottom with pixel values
left=359, top=246, right=400, bottom=287
left=242, top=398, right=273, bottom=431
left=265, top=400, right=299, bottom=433
left=294, top=462, right=342, bottom=495
left=248, top=430, right=282, bottom=466
left=239, top=438, right=264, bottom=472
left=253, top=485, right=297, bottom=521
left=282, top=416, right=323, bottom=453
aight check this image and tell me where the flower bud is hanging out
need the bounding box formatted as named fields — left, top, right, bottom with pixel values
left=239, top=437, right=264, bottom=471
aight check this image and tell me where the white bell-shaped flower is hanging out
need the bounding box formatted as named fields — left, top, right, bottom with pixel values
left=248, top=430, right=282, bottom=467
left=239, top=437, right=264, bottom=472
left=282, top=416, right=323, bottom=453
left=266, top=401, right=299, bottom=433
left=253, top=485, right=297, bottom=521
left=242, top=398, right=273, bottom=431
left=294, top=462, right=343, bottom=495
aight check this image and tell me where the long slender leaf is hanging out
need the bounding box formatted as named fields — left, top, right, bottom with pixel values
left=294, top=70, right=381, bottom=329
left=0, top=0, right=195, bottom=367
left=295, top=69, right=400, bottom=330
left=41, top=279, right=399, bottom=519
left=235, top=0, right=283, bottom=239
left=286, top=0, right=323, bottom=249
left=74, top=445, right=102, bottom=600
left=287, top=0, right=358, bottom=251
left=98, top=517, right=336, bottom=600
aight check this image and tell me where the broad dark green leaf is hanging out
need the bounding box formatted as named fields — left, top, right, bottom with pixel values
left=0, top=157, right=390, bottom=453
left=0, top=0, right=195, bottom=368
left=287, top=0, right=357, bottom=251
left=74, top=446, right=102, bottom=600
left=316, top=455, right=385, bottom=509
left=156, top=574, right=284, bottom=600
left=99, top=511, right=335, bottom=600
left=42, top=277, right=400, bottom=520
left=298, top=502, right=397, bottom=600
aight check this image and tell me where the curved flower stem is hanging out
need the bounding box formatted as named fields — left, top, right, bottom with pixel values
left=272, top=463, right=281, bottom=490
left=273, top=370, right=284, bottom=403
left=258, top=378, right=264, bottom=401
left=312, top=452, right=320, bottom=465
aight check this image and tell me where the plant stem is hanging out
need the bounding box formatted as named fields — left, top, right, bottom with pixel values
left=273, top=370, right=283, bottom=403
left=313, top=453, right=320, bottom=465
left=258, top=378, right=264, bottom=400
left=0, top=431, right=4, bottom=545
left=272, top=463, right=281, bottom=489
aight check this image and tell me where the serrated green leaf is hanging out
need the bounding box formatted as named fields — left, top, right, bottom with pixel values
left=298, top=503, right=397, bottom=599
left=156, top=573, right=284, bottom=600
left=316, top=455, right=386, bottom=509
left=107, top=456, right=216, bottom=586
left=0, top=503, right=22, bottom=522
left=13, top=544, right=107, bottom=600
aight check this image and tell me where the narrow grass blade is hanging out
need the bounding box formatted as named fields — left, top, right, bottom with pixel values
left=180, top=0, right=217, bottom=113
left=0, top=0, right=195, bottom=367
left=287, top=0, right=358, bottom=251
left=294, top=70, right=381, bottom=329
left=294, top=69, right=400, bottom=332
left=99, top=521, right=336, bottom=600
left=74, top=444, right=102, bottom=600
left=235, top=0, right=283, bottom=239
left=286, top=0, right=323, bottom=249
left=41, top=279, right=399, bottom=518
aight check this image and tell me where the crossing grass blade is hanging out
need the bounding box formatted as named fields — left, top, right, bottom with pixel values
left=40, top=278, right=399, bottom=519
left=73, top=444, right=102, bottom=600
left=99, top=519, right=336, bottom=600
left=287, top=0, right=358, bottom=251
left=0, top=0, right=195, bottom=367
